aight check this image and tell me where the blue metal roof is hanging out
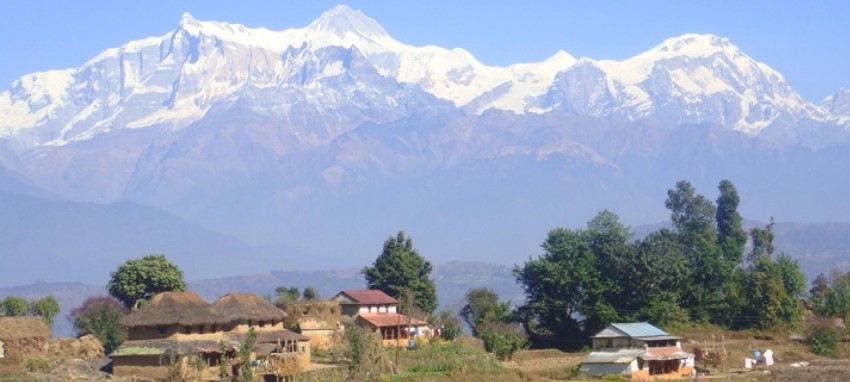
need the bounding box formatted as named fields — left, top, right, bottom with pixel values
left=610, top=322, right=669, bottom=338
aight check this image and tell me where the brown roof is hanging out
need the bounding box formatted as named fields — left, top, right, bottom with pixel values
left=120, top=291, right=229, bottom=327
left=338, top=290, right=398, bottom=305
left=0, top=317, right=51, bottom=339
left=357, top=314, right=427, bottom=328
left=212, top=293, right=287, bottom=323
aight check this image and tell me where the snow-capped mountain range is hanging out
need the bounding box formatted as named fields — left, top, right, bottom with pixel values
left=1, top=5, right=846, bottom=152
left=2, top=5, right=850, bottom=286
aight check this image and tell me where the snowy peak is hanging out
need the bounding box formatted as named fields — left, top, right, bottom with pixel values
left=179, top=12, right=201, bottom=28
left=823, top=88, right=850, bottom=117
left=307, top=5, right=389, bottom=40
left=651, top=33, right=735, bottom=57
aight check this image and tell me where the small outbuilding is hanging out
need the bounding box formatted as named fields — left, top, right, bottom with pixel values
left=0, top=317, right=51, bottom=360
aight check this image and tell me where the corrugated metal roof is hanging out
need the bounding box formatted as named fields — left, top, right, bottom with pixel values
left=581, top=349, right=644, bottom=364
left=611, top=322, right=669, bottom=337
left=336, top=290, right=399, bottom=305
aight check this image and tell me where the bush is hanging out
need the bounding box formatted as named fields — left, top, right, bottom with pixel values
left=22, top=358, right=52, bottom=372
left=477, top=322, right=528, bottom=361
left=807, top=319, right=840, bottom=356
left=68, top=296, right=128, bottom=353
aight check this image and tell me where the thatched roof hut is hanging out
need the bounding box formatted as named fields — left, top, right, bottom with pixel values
left=120, top=291, right=228, bottom=327
left=0, top=317, right=51, bottom=340
left=0, top=317, right=51, bottom=360
left=212, top=293, right=287, bottom=323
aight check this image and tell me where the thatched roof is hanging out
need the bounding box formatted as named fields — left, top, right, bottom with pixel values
left=212, top=293, right=287, bottom=323
left=120, top=291, right=229, bottom=327
left=0, top=317, right=51, bottom=339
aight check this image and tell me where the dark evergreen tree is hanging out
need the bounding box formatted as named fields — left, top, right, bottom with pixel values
left=362, top=231, right=437, bottom=314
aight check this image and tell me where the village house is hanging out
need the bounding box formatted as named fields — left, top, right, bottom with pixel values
left=333, top=290, right=429, bottom=347
left=111, top=291, right=309, bottom=381
left=276, top=300, right=344, bottom=350
left=0, top=317, right=50, bottom=361
left=580, top=322, right=695, bottom=379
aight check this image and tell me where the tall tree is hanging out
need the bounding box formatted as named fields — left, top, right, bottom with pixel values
left=748, top=218, right=775, bottom=263
left=716, top=179, right=747, bottom=264
left=107, top=254, right=187, bottom=309
left=665, top=180, right=724, bottom=321
left=514, top=227, right=599, bottom=338
left=362, top=231, right=437, bottom=314
left=460, top=288, right=511, bottom=336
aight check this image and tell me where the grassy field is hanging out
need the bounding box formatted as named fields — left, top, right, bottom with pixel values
left=300, top=324, right=848, bottom=382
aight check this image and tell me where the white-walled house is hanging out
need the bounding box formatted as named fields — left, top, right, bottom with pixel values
left=580, top=322, right=695, bottom=379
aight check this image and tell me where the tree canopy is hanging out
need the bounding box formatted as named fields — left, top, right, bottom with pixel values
left=362, top=231, right=437, bottom=314
left=107, top=254, right=187, bottom=309
left=460, top=287, right=512, bottom=336
left=514, top=179, right=806, bottom=340
left=69, top=296, right=128, bottom=352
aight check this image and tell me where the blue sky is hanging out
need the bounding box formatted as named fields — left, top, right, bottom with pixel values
left=1, top=0, right=847, bottom=102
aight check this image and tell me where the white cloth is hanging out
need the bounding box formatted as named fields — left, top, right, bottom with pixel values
left=744, top=358, right=755, bottom=368
left=764, top=349, right=774, bottom=366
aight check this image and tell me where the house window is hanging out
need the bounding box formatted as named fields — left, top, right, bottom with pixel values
left=259, top=320, right=266, bottom=328
left=157, top=326, right=167, bottom=334
left=248, top=320, right=253, bottom=327
left=183, top=326, right=191, bottom=334
left=212, top=324, right=217, bottom=333
left=199, top=325, right=205, bottom=334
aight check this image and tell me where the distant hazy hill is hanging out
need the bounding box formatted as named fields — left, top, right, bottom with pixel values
left=0, top=192, right=260, bottom=287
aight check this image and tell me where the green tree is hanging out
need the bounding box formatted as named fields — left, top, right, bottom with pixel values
left=238, top=328, right=256, bottom=382
left=748, top=219, right=775, bottom=263
left=626, top=229, right=690, bottom=326
left=275, top=286, right=300, bottom=302
left=815, top=271, right=850, bottom=320
left=1, top=296, right=28, bottom=316
left=740, top=223, right=804, bottom=328
left=69, top=296, right=128, bottom=353
left=776, top=253, right=806, bottom=299
left=29, top=296, right=60, bottom=328
left=514, top=227, right=597, bottom=338
left=716, top=179, right=747, bottom=265
left=107, top=254, right=187, bottom=309
left=460, top=288, right=511, bottom=336
left=362, top=231, right=437, bottom=314
left=302, top=287, right=319, bottom=300
left=665, top=180, right=729, bottom=321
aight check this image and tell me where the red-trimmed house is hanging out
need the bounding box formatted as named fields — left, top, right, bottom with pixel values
left=333, top=290, right=429, bottom=347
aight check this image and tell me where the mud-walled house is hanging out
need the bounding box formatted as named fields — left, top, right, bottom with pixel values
left=110, top=291, right=310, bottom=381
left=333, top=290, right=429, bottom=347
left=580, top=322, right=695, bottom=379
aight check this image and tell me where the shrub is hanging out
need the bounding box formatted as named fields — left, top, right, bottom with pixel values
left=68, top=295, right=128, bottom=353
left=22, top=358, right=52, bottom=372
left=477, top=322, right=528, bottom=361
left=807, top=319, right=840, bottom=356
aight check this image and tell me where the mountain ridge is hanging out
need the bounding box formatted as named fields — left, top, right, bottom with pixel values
left=2, top=5, right=846, bottom=151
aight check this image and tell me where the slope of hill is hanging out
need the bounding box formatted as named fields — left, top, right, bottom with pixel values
left=0, top=192, right=260, bottom=287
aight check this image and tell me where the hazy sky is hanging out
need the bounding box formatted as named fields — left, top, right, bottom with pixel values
left=1, top=0, right=847, bottom=102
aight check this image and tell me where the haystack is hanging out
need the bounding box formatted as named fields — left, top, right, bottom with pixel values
left=0, top=316, right=51, bottom=360
left=212, top=293, right=287, bottom=323
left=120, top=291, right=229, bottom=327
